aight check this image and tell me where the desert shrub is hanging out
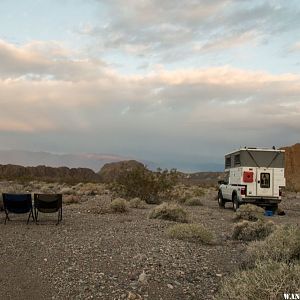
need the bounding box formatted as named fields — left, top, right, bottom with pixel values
left=216, top=260, right=300, bottom=300
left=112, top=167, right=178, bottom=204
left=149, top=202, right=188, bottom=223
left=232, top=220, right=275, bottom=242
left=246, top=225, right=300, bottom=264
left=184, top=197, right=203, bottom=206
left=110, top=198, right=129, bottom=213
left=60, top=187, right=74, bottom=195
left=235, top=204, right=265, bottom=222
left=129, top=197, right=146, bottom=209
left=192, top=187, right=205, bottom=197
left=167, top=223, right=214, bottom=244
left=63, top=195, right=80, bottom=205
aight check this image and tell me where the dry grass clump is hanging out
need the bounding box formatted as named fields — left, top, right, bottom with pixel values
left=129, top=197, right=146, bottom=209
left=235, top=204, right=265, bottom=222
left=167, top=223, right=214, bottom=244
left=246, top=225, right=300, bottom=264
left=232, top=220, right=275, bottom=242
left=60, top=187, right=74, bottom=195
left=63, top=195, right=80, bottom=205
left=216, top=260, right=300, bottom=300
left=171, top=184, right=206, bottom=203
left=149, top=202, right=188, bottom=223
left=110, top=198, right=129, bottom=213
left=184, top=197, right=203, bottom=206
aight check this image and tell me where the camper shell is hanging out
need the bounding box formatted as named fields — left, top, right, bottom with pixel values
left=218, top=147, right=285, bottom=211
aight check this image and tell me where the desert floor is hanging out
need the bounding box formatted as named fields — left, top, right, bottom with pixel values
left=0, top=182, right=299, bottom=300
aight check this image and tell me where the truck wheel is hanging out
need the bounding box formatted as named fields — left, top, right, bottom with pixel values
left=233, top=194, right=239, bottom=212
left=218, top=191, right=225, bottom=208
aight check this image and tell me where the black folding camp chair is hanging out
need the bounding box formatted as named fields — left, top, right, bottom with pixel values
left=2, top=193, right=34, bottom=224
left=34, top=194, right=62, bottom=225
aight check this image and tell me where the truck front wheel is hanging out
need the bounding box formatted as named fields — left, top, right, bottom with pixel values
left=218, top=191, right=225, bottom=208
left=233, top=194, right=239, bottom=212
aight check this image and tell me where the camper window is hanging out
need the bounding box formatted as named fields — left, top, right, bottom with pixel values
left=260, top=173, right=270, bottom=188
left=234, top=154, right=241, bottom=166
left=225, top=157, right=231, bottom=168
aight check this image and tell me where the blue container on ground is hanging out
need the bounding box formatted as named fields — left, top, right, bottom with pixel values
left=264, top=210, right=273, bottom=217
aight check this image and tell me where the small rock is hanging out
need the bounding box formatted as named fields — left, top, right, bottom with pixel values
left=167, top=284, right=174, bottom=289
left=128, top=291, right=142, bottom=300
left=216, top=273, right=222, bottom=277
left=138, top=271, right=148, bottom=285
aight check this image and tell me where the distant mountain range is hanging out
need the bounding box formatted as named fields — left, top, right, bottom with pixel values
left=0, top=149, right=223, bottom=172
left=0, top=150, right=129, bottom=172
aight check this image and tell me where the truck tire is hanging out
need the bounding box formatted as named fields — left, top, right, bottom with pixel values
left=218, top=191, right=225, bottom=208
left=233, top=194, right=239, bottom=212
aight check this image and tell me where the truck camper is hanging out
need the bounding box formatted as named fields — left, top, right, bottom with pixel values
left=218, top=147, right=285, bottom=212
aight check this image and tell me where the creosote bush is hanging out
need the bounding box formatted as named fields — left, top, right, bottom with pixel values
left=216, top=260, right=300, bottom=300
left=246, top=225, right=300, bottom=265
left=110, top=198, right=129, bottom=213
left=232, top=220, right=275, bottom=242
left=167, top=223, right=214, bottom=244
left=113, top=167, right=178, bottom=204
left=149, top=202, right=188, bottom=223
left=129, top=197, right=146, bottom=209
left=235, top=204, right=265, bottom=222
left=184, top=197, right=203, bottom=206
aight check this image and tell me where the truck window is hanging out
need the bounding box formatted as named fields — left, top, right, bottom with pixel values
left=260, top=173, right=270, bottom=188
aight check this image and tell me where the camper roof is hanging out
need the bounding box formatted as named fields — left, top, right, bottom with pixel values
left=225, top=147, right=285, bottom=156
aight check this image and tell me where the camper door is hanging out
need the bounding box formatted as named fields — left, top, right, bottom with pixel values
left=256, top=168, right=273, bottom=197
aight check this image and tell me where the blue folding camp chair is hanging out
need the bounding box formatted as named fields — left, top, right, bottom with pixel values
left=2, top=193, right=34, bottom=224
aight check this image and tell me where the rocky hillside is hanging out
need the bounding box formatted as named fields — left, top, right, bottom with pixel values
left=98, top=160, right=146, bottom=182
left=281, top=143, right=300, bottom=191
left=0, top=164, right=101, bottom=183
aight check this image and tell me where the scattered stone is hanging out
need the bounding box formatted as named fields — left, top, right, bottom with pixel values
left=138, top=271, right=148, bottom=285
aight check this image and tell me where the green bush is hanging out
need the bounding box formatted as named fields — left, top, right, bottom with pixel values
left=110, top=198, right=129, bottom=213
left=149, top=202, right=188, bottom=223
left=113, top=167, right=178, bottom=204
left=235, top=204, right=265, bottom=222
left=129, top=197, right=146, bottom=209
left=246, top=225, right=300, bottom=264
left=232, top=220, right=275, bottom=242
left=167, top=223, right=214, bottom=244
left=184, top=197, right=203, bottom=206
left=216, top=260, right=300, bottom=300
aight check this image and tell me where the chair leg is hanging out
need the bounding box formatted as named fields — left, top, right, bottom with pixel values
left=4, top=210, right=10, bottom=225
left=27, top=211, right=32, bottom=225
left=35, top=210, right=39, bottom=223
left=27, top=209, right=35, bottom=224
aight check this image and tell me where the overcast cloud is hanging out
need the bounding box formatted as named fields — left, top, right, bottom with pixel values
left=0, top=0, right=299, bottom=170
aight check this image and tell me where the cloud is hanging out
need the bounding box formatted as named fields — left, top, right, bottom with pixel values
left=80, top=0, right=300, bottom=62
left=1, top=37, right=300, bottom=162
left=290, top=42, right=300, bottom=52
left=0, top=39, right=107, bottom=80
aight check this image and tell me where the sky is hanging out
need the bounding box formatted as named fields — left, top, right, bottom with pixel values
left=0, top=0, right=300, bottom=171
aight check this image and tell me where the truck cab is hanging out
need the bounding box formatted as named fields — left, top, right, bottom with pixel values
left=218, top=147, right=285, bottom=211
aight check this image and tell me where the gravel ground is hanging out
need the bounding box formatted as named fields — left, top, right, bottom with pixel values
left=0, top=184, right=299, bottom=300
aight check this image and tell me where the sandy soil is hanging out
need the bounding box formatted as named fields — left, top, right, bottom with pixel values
left=0, top=184, right=299, bottom=300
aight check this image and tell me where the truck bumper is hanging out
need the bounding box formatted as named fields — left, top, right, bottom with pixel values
left=240, top=197, right=281, bottom=206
